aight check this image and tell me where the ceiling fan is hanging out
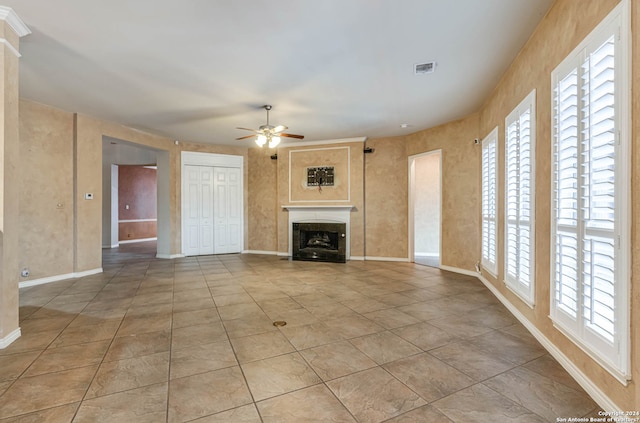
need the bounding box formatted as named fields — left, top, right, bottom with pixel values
left=236, top=105, right=304, bottom=148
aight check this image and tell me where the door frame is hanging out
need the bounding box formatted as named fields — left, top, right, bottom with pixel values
left=181, top=151, right=244, bottom=256
left=408, top=149, right=442, bottom=265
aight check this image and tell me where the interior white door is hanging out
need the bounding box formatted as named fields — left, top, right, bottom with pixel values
left=184, top=165, right=214, bottom=256
left=411, top=152, right=441, bottom=268
left=214, top=167, right=242, bottom=254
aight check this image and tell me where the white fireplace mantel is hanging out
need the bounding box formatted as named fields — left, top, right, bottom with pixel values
left=282, top=205, right=354, bottom=211
left=282, top=205, right=354, bottom=259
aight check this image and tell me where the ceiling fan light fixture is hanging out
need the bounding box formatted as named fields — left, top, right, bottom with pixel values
left=236, top=105, right=303, bottom=146
left=269, top=136, right=281, bottom=148
left=255, top=134, right=267, bottom=147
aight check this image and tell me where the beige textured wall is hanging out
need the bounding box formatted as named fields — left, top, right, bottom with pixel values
left=289, top=147, right=350, bottom=202
left=477, top=0, right=635, bottom=409
left=19, top=100, right=74, bottom=280
left=247, top=147, right=278, bottom=252
left=406, top=114, right=481, bottom=270
left=364, top=137, right=408, bottom=259
left=364, top=113, right=479, bottom=266
left=74, top=114, right=176, bottom=271
left=16, top=107, right=249, bottom=276
left=0, top=22, right=21, bottom=340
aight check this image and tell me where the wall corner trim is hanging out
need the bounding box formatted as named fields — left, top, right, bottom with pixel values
left=0, top=39, right=21, bottom=57
left=0, top=328, right=21, bottom=349
left=474, top=271, right=621, bottom=412
left=18, top=268, right=103, bottom=289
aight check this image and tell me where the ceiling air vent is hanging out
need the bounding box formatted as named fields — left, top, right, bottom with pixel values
left=414, top=61, right=436, bottom=75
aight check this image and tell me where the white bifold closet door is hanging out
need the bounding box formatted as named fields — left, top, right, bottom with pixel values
left=184, top=165, right=214, bottom=256
left=183, top=165, right=242, bottom=256
left=214, top=167, right=242, bottom=254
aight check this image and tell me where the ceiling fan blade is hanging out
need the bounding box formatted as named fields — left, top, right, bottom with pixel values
left=281, top=133, right=304, bottom=139
left=236, top=127, right=260, bottom=133
left=272, top=125, right=288, bottom=133
left=235, top=134, right=256, bottom=140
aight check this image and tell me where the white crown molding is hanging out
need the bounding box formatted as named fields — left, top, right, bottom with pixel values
left=0, top=7, right=31, bottom=37
left=278, top=137, right=367, bottom=148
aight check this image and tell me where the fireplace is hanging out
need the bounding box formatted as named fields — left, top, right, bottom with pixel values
left=292, top=222, right=346, bottom=263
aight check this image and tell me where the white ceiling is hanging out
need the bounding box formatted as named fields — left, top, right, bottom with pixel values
left=7, top=0, right=554, bottom=147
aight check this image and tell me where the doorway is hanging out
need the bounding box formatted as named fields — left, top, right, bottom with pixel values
left=102, top=138, right=165, bottom=253
left=409, top=150, right=442, bottom=267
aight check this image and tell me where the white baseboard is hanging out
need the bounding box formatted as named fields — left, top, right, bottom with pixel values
left=19, top=268, right=103, bottom=289
left=471, top=271, right=621, bottom=412
left=415, top=252, right=439, bottom=257
left=242, top=250, right=279, bottom=255
left=0, top=327, right=21, bottom=349
left=156, top=253, right=184, bottom=259
left=439, top=264, right=478, bottom=277
left=75, top=268, right=103, bottom=278
left=364, top=256, right=410, bottom=262
left=349, top=256, right=365, bottom=261
left=119, top=237, right=157, bottom=244
left=277, top=252, right=289, bottom=257
left=102, top=244, right=119, bottom=249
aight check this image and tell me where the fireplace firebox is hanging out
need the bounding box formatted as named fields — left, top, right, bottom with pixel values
left=292, top=222, right=346, bottom=263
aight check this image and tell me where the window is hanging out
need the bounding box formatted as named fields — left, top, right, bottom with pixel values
left=505, top=90, right=536, bottom=305
left=481, top=128, right=498, bottom=276
left=550, top=1, right=629, bottom=381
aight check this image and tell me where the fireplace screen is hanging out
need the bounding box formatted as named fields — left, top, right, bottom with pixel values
left=292, top=222, right=346, bottom=263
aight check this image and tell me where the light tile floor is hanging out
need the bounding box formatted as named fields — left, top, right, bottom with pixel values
left=0, top=242, right=601, bottom=422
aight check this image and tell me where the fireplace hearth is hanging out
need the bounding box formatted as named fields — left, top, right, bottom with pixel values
left=292, top=222, right=346, bottom=263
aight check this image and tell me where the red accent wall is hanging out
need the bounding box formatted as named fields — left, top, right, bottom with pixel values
left=118, top=165, right=157, bottom=241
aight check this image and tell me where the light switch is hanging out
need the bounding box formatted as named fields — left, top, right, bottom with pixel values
left=125, top=204, right=130, bottom=210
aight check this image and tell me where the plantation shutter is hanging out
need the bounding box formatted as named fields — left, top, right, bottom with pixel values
left=481, top=129, right=498, bottom=275
left=505, top=91, right=535, bottom=304
left=551, top=1, right=629, bottom=379
left=579, top=36, right=616, bottom=344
